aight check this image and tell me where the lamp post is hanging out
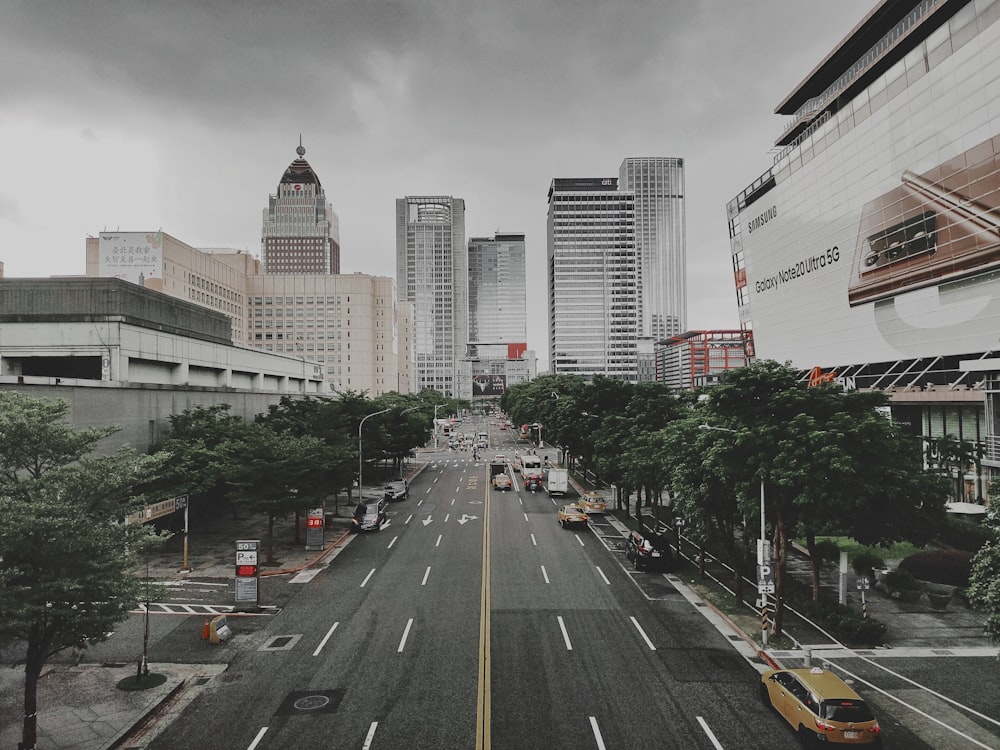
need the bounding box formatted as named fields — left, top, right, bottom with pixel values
left=699, top=423, right=770, bottom=647
left=359, top=409, right=390, bottom=503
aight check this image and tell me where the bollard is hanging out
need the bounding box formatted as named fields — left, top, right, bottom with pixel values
left=803, top=649, right=812, bottom=668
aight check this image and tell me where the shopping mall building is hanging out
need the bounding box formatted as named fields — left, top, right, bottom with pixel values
left=729, top=0, right=1000, bottom=502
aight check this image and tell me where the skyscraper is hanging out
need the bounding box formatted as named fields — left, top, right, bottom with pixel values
left=547, top=178, right=638, bottom=381
left=261, top=142, right=341, bottom=274
left=396, top=196, right=467, bottom=396
left=467, top=233, right=527, bottom=344
left=619, top=157, right=686, bottom=340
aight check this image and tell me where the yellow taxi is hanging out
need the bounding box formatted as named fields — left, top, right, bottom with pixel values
left=761, top=667, right=882, bottom=746
left=557, top=504, right=589, bottom=529
left=576, top=491, right=607, bottom=514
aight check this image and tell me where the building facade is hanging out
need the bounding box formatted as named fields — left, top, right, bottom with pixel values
left=728, top=0, right=1000, bottom=498
left=261, top=143, right=341, bottom=275
left=395, top=196, right=467, bottom=396
left=0, top=278, right=324, bottom=453
left=655, top=330, right=747, bottom=391
left=467, top=233, right=527, bottom=344
left=87, top=232, right=405, bottom=396
left=619, top=157, right=687, bottom=341
left=547, top=178, right=638, bottom=381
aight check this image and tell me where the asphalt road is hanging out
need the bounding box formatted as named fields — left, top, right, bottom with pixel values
left=54, top=417, right=999, bottom=749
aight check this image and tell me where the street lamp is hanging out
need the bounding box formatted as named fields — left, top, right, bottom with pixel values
left=358, top=409, right=390, bottom=503
left=699, top=423, right=770, bottom=646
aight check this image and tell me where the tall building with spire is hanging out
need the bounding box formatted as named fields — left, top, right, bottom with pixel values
left=261, top=141, right=341, bottom=274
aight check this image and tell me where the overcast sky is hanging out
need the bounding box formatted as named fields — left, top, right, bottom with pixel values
left=0, top=0, right=875, bottom=370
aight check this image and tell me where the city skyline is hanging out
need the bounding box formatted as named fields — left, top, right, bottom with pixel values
left=0, top=0, right=876, bottom=371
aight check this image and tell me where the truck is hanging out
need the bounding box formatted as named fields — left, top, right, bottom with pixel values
left=518, top=453, right=541, bottom=475
left=490, top=459, right=511, bottom=490
left=546, top=468, right=569, bottom=497
left=477, top=431, right=489, bottom=449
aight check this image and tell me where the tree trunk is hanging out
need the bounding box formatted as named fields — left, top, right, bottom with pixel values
left=22, top=637, right=43, bottom=750
left=265, top=511, right=277, bottom=565
left=635, top=491, right=643, bottom=528
left=805, top=530, right=821, bottom=601
left=772, top=512, right=787, bottom=637
left=293, top=509, right=302, bottom=545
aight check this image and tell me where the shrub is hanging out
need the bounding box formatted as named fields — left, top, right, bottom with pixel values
left=813, top=539, right=841, bottom=562
left=791, top=596, right=886, bottom=647
left=851, top=549, right=885, bottom=576
left=938, top=516, right=993, bottom=553
left=883, top=568, right=920, bottom=592
left=898, top=549, right=972, bottom=587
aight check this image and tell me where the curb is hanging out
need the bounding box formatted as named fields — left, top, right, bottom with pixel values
left=107, top=676, right=188, bottom=749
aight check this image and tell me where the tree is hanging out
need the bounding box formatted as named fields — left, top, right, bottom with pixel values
left=967, top=509, right=1000, bottom=644
left=704, top=360, right=946, bottom=635
left=221, top=422, right=336, bottom=564
left=0, top=392, right=165, bottom=750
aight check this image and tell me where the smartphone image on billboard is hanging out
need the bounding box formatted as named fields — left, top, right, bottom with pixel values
left=848, top=136, right=1000, bottom=306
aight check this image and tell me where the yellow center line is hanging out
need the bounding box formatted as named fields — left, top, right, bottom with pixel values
left=476, top=463, right=491, bottom=749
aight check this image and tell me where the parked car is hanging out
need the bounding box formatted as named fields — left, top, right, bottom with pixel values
left=576, top=491, right=607, bottom=514
left=352, top=498, right=388, bottom=532
left=624, top=530, right=670, bottom=571
left=557, top=504, right=589, bottom=528
left=760, top=667, right=882, bottom=746
left=492, top=472, right=513, bottom=490
left=383, top=480, right=408, bottom=502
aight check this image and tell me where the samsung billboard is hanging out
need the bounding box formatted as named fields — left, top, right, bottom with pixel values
left=735, top=7, right=1000, bottom=368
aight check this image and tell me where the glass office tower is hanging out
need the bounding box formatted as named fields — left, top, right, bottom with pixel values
left=395, top=196, right=467, bottom=396
left=619, top=157, right=686, bottom=340
left=467, top=233, right=527, bottom=343
left=547, top=178, right=638, bottom=381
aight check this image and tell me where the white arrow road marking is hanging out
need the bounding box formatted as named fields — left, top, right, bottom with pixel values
left=422, top=516, right=434, bottom=526
left=457, top=514, right=479, bottom=524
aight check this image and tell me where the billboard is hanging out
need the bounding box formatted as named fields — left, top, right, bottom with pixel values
left=98, top=232, right=164, bottom=286
left=735, top=13, right=1000, bottom=367
left=472, top=374, right=506, bottom=396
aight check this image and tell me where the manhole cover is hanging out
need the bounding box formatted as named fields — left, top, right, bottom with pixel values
left=294, top=695, right=330, bottom=711
left=276, top=689, right=344, bottom=716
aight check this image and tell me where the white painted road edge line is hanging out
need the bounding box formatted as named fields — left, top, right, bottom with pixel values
left=421, top=566, right=431, bottom=586
left=589, top=717, right=607, bottom=750
left=630, top=616, right=656, bottom=650
left=696, top=716, right=724, bottom=750
left=362, top=721, right=378, bottom=750
left=557, top=615, right=573, bottom=651
left=595, top=566, right=610, bottom=585
left=312, top=621, right=339, bottom=656
left=246, top=726, right=268, bottom=750
left=397, top=618, right=414, bottom=652
left=360, top=568, right=376, bottom=588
